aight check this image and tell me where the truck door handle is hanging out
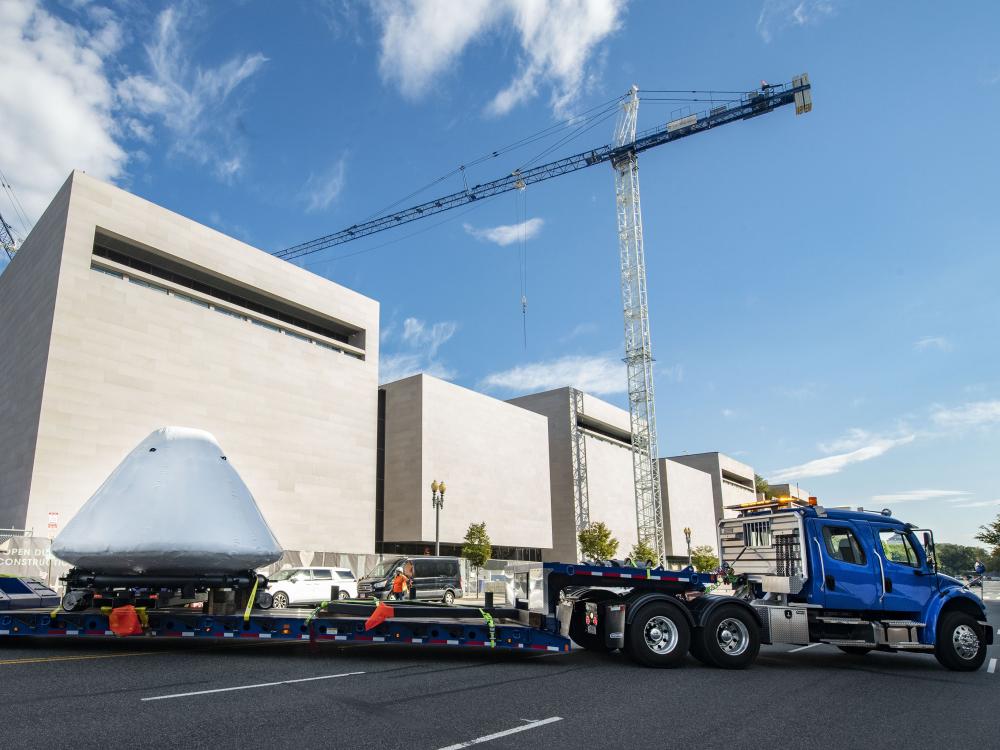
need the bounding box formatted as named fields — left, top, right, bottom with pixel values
left=825, top=575, right=836, bottom=590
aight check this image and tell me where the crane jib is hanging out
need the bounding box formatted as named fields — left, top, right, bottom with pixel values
left=275, top=78, right=811, bottom=261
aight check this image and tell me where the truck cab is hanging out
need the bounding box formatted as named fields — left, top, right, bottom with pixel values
left=720, top=498, right=993, bottom=671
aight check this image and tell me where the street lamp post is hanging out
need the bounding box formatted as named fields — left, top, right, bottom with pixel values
left=431, top=480, right=446, bottom=555
left=683, top=527, right=692, bottom=568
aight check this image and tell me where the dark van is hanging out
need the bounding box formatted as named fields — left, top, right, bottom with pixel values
left=357, top=556, right=464, bottom=604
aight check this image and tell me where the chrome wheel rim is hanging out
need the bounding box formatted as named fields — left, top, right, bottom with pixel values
left=717, top=617, right=750, bottom=656
left=643, top=616, right=679, bottom=654
left=953, top=624, right=980, bottom=660
left=273, top=593, right=287, bottom=608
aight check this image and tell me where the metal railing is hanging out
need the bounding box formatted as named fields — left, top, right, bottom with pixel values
left=0, top=528, right=33, bottom=544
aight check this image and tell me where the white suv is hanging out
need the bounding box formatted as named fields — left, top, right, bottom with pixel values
left=266, top=567, right=357, bottom=608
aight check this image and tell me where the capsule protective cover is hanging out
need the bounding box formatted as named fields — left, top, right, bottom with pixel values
left=52, top=427, right=283, bottom=574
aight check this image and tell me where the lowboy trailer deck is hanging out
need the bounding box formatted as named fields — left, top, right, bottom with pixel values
left=0, top=561, right=763, bottom=668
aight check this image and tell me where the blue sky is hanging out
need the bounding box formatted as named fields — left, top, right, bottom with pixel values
left=2, top=1, right=999, bottom=545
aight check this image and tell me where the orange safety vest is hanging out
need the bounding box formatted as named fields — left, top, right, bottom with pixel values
left=392, top=573, right=409, bottom=593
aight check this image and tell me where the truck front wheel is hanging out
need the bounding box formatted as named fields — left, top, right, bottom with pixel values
left=626, top=603, right=690, bottom=668
left=694, top=605, right=760, bottom=669
left=935, top=612, right=987, bottom=671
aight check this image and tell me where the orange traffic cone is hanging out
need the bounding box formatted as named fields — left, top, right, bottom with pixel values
left=364, top=601, right=395, bottom=631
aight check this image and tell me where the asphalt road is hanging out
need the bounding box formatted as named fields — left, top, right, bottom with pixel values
left=2, top=601, right=998, bottom=750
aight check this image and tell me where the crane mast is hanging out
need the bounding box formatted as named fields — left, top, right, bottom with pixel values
left=0, top=212, right=17, bottom=260
left=612, top=86, right=665, bottom=560
left=278, top=74, right=812, bottom=564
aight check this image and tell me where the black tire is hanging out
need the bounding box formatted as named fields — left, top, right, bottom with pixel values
left=837, top=646, right=872, bottom=656
left=271, top=591, right=289, bottom=609
left=688, top=636, right=713, bottom=666
left=442, top=590, right=455, bottom=605
left=695, top=606, right=760, bottom=669
left=626, top=602, right=690, bottom=668
left=935, top=611, right=988, bottom=671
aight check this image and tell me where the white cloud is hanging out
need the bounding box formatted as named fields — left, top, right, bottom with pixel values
left=769, top=434, right=915, bottom=482
left=0, top=0, right=127, bottom=221
left=756, top=0, right=835, bottom=43
left=872, top=489, right=972, bottom=504
left=486, top=0, right=623, bottom=117
left=914, top=336, right=951, bottom=352
left=302, top=155, right=347, bottom=213
left=818, top=428, right=873, bottom=454
left=480, top=353, right=625, bottom=395
left=464, top=217, right=543, bottom=246
left=401, top=317, right=457, bottom=356
left=722, top=408, right=736, bottom=418
left=116, top=6, right=267, bottom=180
left=953, top=499, right=1000, bottom=509
left=931, top=400, right=1000, bottom=429
left=379, top=352, right=455, bottom=384
left=372, top=0, right=624, bottom=116
left=379, top=316, right=458, bottom=384
left=561, top=322, right=598, bottom=342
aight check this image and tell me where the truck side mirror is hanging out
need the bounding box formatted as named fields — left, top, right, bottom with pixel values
left=923, top=532, right=933, bottom=551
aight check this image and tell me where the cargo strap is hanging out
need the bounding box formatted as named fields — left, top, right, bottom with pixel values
left=479, top=609, right=496, bottom=648
left=50, top=604, right=61, bottom=619
left=244, top=576, right=260, bottom=623
left=305, top=601, right=329, bottom=626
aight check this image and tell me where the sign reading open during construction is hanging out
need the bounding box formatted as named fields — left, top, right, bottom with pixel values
left=47, top=512, right=59, bottom=530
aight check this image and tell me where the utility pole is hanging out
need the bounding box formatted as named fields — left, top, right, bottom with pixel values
left=431, top=480, right=446, bottom=555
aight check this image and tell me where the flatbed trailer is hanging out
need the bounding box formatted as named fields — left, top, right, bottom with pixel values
left=0, top=561, right=763, bottom=669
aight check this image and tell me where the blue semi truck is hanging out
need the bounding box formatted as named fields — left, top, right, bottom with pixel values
left=711, top=497, right=993, bottom=671
left=0, top=498, right=991, bottom=672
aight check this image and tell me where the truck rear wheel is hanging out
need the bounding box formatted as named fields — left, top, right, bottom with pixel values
left=695, top=605, right=760, bottom=669
left=626, top=602, right=689, bottom=668
left=935, top=612, right=987, bottom=671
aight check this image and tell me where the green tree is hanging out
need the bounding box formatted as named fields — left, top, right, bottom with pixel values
left=629, top=539, right=659, bottom=567
left=690, top=545, right=719, bottom=572
left=935, top=543, right=987, bottom=576
left=754, top=474, right=773, bottom=499
left=975, top=515, right=1000, bottom=556
left=461, top=521, right=492, bottom=593
left=578, top=521, right=619, bottom=561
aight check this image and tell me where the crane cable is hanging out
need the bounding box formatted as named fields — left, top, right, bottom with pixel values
left=0, top=167, right=32, bottom=237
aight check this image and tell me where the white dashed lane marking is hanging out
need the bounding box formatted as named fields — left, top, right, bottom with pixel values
left=989, top=658, right=997, bottom=675
left=141, top=671, right=365, bottom=701
left=789, top=643, right=820, bottom=653
left=435, top=717, right=563, bottom=750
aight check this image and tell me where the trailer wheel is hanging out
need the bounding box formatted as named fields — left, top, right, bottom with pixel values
left=626, top=603, right=690, bottom=668
left=688, top=636, right=713, bottom=666
left=695, top=605, right=759, bottom=669
left=271, top=591, right=289, bottom=609
left=935, top=612, right=987, bottom=671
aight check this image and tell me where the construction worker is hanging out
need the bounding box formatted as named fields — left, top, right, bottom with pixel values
left=391, top=563, right=411, bottom=601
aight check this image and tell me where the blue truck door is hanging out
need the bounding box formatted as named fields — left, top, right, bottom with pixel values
left=809, top=519, right=880, bottom=610
left=866, top=524, right=935, bottom=615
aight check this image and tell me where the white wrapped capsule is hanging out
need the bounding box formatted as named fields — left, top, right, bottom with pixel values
left=52, top=427, right=282, bottom=574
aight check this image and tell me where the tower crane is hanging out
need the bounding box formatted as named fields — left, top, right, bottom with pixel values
left=0, top=212, right=18, bottom=260
left=278, top=75, right=813, bottom=562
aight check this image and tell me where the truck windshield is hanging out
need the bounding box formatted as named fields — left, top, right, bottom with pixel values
left=365, top=558, right=403, bottom=579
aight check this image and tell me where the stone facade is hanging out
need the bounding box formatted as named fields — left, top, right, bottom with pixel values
left=0, top=172, right=379, bottom=556
left=380, top=374, right=553, bottom=552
